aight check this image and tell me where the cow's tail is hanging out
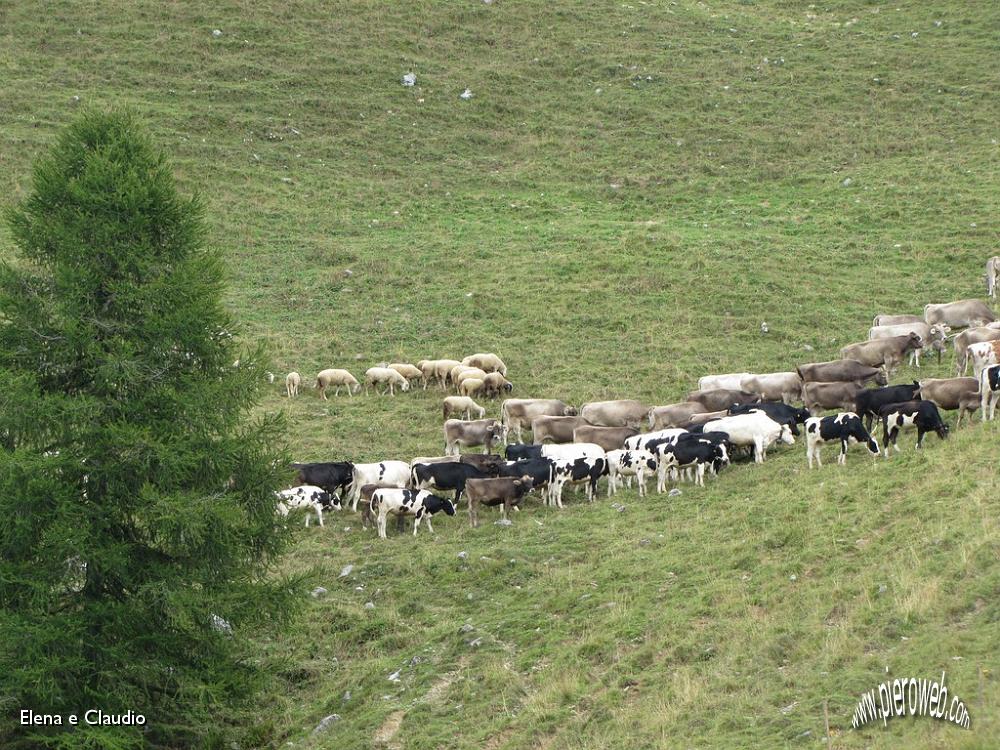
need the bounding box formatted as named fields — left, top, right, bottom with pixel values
left=500, top=399, right=510, bottom=424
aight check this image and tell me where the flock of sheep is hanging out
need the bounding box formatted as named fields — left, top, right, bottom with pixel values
left=275, top=259, right=1000, bottom=538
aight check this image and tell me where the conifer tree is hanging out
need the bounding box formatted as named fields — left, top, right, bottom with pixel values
left=0, top=110, right=299, bottom=749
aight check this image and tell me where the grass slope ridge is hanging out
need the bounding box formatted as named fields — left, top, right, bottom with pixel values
left=1, top=1, right=998, bottom=748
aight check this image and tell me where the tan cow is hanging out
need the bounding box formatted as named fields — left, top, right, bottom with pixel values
left=802, top=382, right=866, bottom=412
left=572, top=425, right=639, bottom=451
left=839, top=333, right=922, bottom=374
left=916, top=377, right=980, bottom=425
left=739, top=372, right=803, bottom=404
left=502, top=399, right=578, bottom=442
left=531, top=415, right=589, bottom=444
left=444, top=418, right=507, bottom=455
left=954, top=326, right=1000, bottom=375
left=924, top=299, right=996, bottom=328
left=648, top=402, right=707, bottom=430
left=579, top=400, right=650, bottom=428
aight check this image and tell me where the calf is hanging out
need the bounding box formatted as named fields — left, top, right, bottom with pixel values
left=465, top=476, right=534, bottom=527
left=359, top=483, right=408, bottom=530
left=853, top=383, right=921, bottom=431
left=624, top=428, right=689, bottom=453
left=879, top=401, right=949, bottom=457
left=979, top=364, right=1000, bottom=421
left=548, top=455, right=607, bottom=507
left=605, top=449, right=658, bottom=497
left=966, top=339, right=1000, bottom=380
left=291, top=461, right=354, bottom=499
left=370, top=488, right=456, bottom=538
left=804, top=413, right=879, bottom=468
left=868, top=323, right=948, bottom=366
left=275, top=485, right=340, bottom=527
left=349, top=461, right=410, bottom=509
left=655, top=439, right=729, bottom=490
left=411, top=461, right=492, bottom=504
left=728, top=402, right=810, bottom=436
left=444, top=418, right=507, bottom=455
left=954, top=326, right=1000, bottom=375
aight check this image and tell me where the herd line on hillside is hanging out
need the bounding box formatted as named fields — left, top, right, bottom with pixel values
left=276, top=259, right=1000, bottom=538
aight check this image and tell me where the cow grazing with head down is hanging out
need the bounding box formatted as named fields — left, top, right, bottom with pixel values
left=292, top=461, right=355, bottom=499
left=879, top=401, right=949, bottom=457
left=605, top=449, right=658, bottom=497
left=702, top=412, right=794, bottom=464
left=648, top=402, right=709, bottom=430
left=804, top=413, right=879, bottom=468
left=530, top=415, right=588, bottom=445
left=411, top=461, right=492, bottom=505
left=548, top=454, right=607, bottom=508
left=465, top=476, right=534, bottom=527
left=727, top=402, right=810, bottom=436
left=579, top=400, right=649, bottom=428
left=572, top=425, right=639, bottom=451
left=802, top=382, right=867, bottom=413
left=369, top=488, right=456, bottom=538
left=349, top=461, right=411, bottom=510
left=655, top=438, right=729, bottom=490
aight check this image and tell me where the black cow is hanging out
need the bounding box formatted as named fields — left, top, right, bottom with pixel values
left=804, top=413, right=879, bottom=468
left=728, top=402, right=810, bottom=436
left=459, top=453, right=504, bottom=475
left=411, top=461, right=492, bottom=504
left=291, top=461, right=354, bottom=497
left=854, top=382, right=921, bottom=431
left=878, top=400, right=949, bottom=456
left=498, top=458, right=554, bottom=492
left=505, top=444, right=543, bottom=462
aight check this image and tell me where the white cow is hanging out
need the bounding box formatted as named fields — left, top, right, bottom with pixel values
left=967, top=340, right=1000, bottom=380
left=702, top=412, right=794, bottom=463
left=349, top=461, right=411, bottom=510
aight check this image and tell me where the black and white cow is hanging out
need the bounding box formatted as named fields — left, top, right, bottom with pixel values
left=727, top=402, right=810, bottom=436
left=505, top=443, right=544, bottom=462
left=980, top=364, right=1000, bottom=421
left=411, top=461, right=492, bottom=505
left=349, top=461, right=411, bottom=510
left=878, top=401, right=949, bottom=457
left=369, top=488, right=456, bottom=538
left=804, top=413, right=879, bottom=468
left=497, top=458, right=554, bottom=494
left=548, top=455, right=607, bottom=507
left=853, top=382, right=921, bottom=431
left=655, top=439, right=729, bottom=490
left=605, top=449, right=658, bottom=497
left=275, top=485, right=340, bottom=527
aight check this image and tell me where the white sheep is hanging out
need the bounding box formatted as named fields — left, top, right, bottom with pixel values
left=285, top=371, right=301, bottom=398
left=389, top=363, right=423, bottom=384
left=454, top=367, right=489, bottom=390
left=461, top=352, right=507, bottom=376
left=459, top=378, right=486, bottom=397
left=365, top=367, right=410, bottom=396
left=443, top=395, right=486, bottom=421
left=315, top=368, right=360, bottom=399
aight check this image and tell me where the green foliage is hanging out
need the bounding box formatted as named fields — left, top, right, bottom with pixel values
left=0, top=111, right=300, bottom=749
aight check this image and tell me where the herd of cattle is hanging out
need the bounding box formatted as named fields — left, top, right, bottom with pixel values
left=276, top=286, right=1000, bottom=539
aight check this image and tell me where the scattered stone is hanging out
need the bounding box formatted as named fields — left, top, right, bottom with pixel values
left=934, top=20, right=943, bottom=27
left=343, top=690, right=351, bottom=702
left=364, top=601, right=375, bottom=610
left=495, top=518, right=513, bottom=526
left=402, top=72, right=416, bottom=87
left=842, top=177, right=852, bottom=187
left=468, top=637, right=483, bottom=648
left=387, top=670, right=402, bottom=682
left=71, top=95, right=81, bottom=104
left=354, top=354, right=363, bottom=361
left=354, top=586, right=364, bottom=592
left=789, top=574, right=798, bottom=582
left=460, top=624, right=475, bottom=633
left=802, top=343, right=814, bottom=351
left=668, top=488, right=682, bottom=497
left=409, top=655, right=422, bottom=665
left=911, top=31, right=918, bottom=37
left=877, top=583, right=887, bottom=594
left=639, top=538, right=651, bottom=546
left=313, top=714, right=341, bottom=734
left=760, top=321, right=769, bottom=334
left=311, top=587, right=328, bottom=598
left=460, top=88, right=473, bottom=100
left=611, top=502, right=626, bottom=512
left=212, top=29, right=223, bottom=37
left=343, top=269, right=353, bottom=277
left=210, top=614, right=233, bottom=635
left=339, top=564, right=354, bottom=578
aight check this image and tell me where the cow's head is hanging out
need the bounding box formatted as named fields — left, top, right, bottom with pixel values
left=935, top=421, right=950, bottom=440
left=779, top=425, right=795, bottom=445
left=874, top=370, right=889, bottom=386
left=865, top=435, right=880, bottom=456
left=431, top=495, right=457, bottom=516
left=564, top=406, right=578, bottom=416
left=794, top=407, right=811, bottom=423
left=321, top=491, right=343, bottom=511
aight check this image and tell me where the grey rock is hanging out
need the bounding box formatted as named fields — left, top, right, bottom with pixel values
left=611, top=503, right=626, bottom=512
left=458, top=551, right=468, bottom=560
left=311, top=587, right=328, bottom=598
left=460, top=88, right=473, bottom=100
left=842, top=177, right=853, bottom=187
left=668, top=488, right=682, bottom=497
left=312, top=714, right=340, bottom=734
left=212, top=29, right=223, bottom=37
left=402, top=72, right=416, bottom=87
left=364, top=601, right=375, bottom=610
left=460, top=624, right=475, bottom=633
left=802, top=343, right=814, bottom=351
left=338, top=564, right=354, bottom=578
left=387, top=670, right=402, bottom=682
left=468, top=637, right=483, bottom=648
left=495, top=518, right=513, bottom=526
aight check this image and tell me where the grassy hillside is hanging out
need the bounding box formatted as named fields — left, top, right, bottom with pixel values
left=2, top=1, right=999, bottom=747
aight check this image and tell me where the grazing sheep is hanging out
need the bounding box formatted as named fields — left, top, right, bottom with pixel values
left=285, top=371, right=301, bottom=398
left=433, top=359, right=463, bottom=388
left=389, top=363, right=423, bottom=383
left=482, top=372, right=513, bottom=397
left=365, top=367, right=410, bottom=396
left=461, top=353, right=508, bottom=376
left=454, top=367, right=489, bottom=390
left=443, top=396, right=486, bottom=420
left=459, top=378, right=486, bottom=397
left=315, top=368, right=360, bottom=399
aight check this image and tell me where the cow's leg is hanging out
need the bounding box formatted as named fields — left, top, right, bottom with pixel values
left=991, top=391, right=998, bottom=421
left=695, top=463, right=705, bottom=486
left=657, top=464, right=667, bottom=494
left=838, top=439, right=848, bottom=465
left=424, top=514, right=434, bottom=534
left=469, top=499, right=478, bottom=528
left=377, top=510, right=387, bottom=539
left=607, top=469, right=615, bottom=497
left=753, top=436, right=763, bottom=463
left=316, top=506, right=324, bottom=527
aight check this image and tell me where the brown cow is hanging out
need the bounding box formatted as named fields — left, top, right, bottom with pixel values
left=648, top=402, right=708, bottom=430
left=685, top=389, right=759, bottom=413
left=444, top=418, right=507, bottom=455
left=531, top=415, right=588, bottom=444
left=916, top=377, right=980, bottom=425
left=502, top=399, right=577, bottom=442
left=954, top=326, right=1000, bottom=375
left=572, top=425, right=639, bottom=451
left=579, top=400, right=650, bottom=428
left=924, top=299, right=996, bottom=328
left=839, top=333, right=922, bottom=373
left=802, top=382, right=866, bottom=412
left=465, top=476, right=533, bottom=527
left=797, top=360, right=888, bottom=386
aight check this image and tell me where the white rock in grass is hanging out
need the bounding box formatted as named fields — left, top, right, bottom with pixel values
left=460, top=88, right=473, bottom=100
left=402, top=72, right=416, bottom=87
left=338, top=564, right=354, bottom=578
left=212, top=29, right=223, bottom=37
left=387, top=670, right=402, bottom=682
left=210, top=614, right=233, bottom=635
left=668, top=488, right=682, bottom=497
left=364, top=601, right=375, bottom=609
left=313, top=714, right=341, bottom=734
left=841, top=177, right=852, bottom=187
left=311, top=586, right=328, bottom=598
